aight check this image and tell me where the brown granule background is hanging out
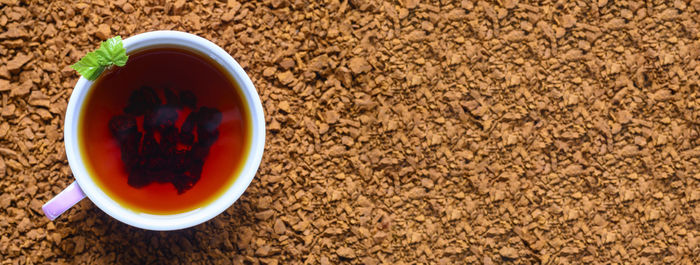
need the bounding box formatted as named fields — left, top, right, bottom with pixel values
left=1, top=0, right=699, bottom=264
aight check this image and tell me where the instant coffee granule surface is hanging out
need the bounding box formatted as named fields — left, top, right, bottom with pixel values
left=1, top=0, right=699, bottom=264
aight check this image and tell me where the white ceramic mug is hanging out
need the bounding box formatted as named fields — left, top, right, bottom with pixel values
left=42, top=31, right=265, bottom=231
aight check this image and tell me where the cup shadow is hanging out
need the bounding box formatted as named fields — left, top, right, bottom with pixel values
left=54, top=192, right=258, bottom=264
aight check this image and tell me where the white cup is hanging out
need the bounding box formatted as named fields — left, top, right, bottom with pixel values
left=42, top=31, right=265, bottom=230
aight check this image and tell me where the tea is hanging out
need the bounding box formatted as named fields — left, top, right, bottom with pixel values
left=109, top=87, right=222, bottom=193
left=79, top=47, right=251, bottom=214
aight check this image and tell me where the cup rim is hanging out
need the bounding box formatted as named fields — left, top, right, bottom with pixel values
left=64, top=30, right=265, bottom=230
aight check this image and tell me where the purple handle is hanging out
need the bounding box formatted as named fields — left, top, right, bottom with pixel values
left=42, top=182, right=86, bottom=221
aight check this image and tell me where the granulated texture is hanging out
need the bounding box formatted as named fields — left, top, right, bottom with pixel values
left=1, top=0, right=699, bottom=264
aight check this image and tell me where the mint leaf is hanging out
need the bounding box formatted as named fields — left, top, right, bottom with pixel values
left=95, top=36, right=129, bottom=67
left=70, top=36, right=129, bottom=81
left=70, top=51, right=106, bottom=81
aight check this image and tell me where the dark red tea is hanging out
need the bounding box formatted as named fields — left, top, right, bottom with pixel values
left=79, top=47, right=250, bottom=214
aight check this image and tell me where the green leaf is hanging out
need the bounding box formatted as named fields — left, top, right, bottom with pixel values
left=95, top=36, right=129, bottom=67
left=70, top=51, right=106, bottom=81
left=71, top=35, right=129, bottom=81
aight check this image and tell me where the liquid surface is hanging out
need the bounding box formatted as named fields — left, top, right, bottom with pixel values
left=79, top=47, right=250, bottom=214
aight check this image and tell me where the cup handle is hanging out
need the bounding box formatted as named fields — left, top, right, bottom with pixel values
left=42, top=181, right=86, bottom=221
